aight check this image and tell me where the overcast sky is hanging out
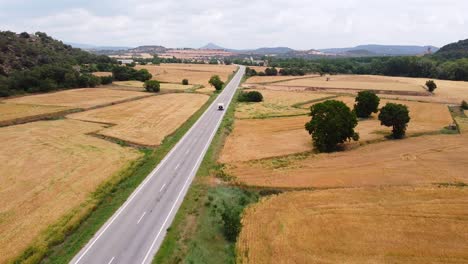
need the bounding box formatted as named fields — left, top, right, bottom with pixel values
left=1, top=0, right=467, bottom=49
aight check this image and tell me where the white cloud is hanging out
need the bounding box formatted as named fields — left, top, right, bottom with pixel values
left=1, top=0, right=467, bottom=49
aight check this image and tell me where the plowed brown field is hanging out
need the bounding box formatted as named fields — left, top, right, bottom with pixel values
left=238, top=188, right=468, bottom=264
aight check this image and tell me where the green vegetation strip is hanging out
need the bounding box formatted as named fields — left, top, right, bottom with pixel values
left=11, top=92, right=219, bottom=264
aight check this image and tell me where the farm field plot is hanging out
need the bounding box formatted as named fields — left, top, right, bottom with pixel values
left=68, top=93, right=209, bottom=146
left=136, top=63, right=237, bottom=89
left=228, top=133, right=468, bottom=188
left=92, top=71, right=112, bottom=77
left=0, top=119, right=140, bottom=263
left=273, top=74, right=427, bottom=92
left=245, top=74, right=319, bottom=84
left=113, top=81, right=195, bottom=92
left=221, top=96, right=453, bottom=162
left=4, top=88, right=149, bottom=109
left=236, top=89, right=333, bottom=119
left=0, top=102, right=72, bottom=125
left=238, top=187, right=468, bottom=264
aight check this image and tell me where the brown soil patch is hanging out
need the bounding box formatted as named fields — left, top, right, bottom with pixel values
left=68, top=93, right=208, bottom=146
left=229, top=133, right=468, bottom=188
left=0, top=119, right=140, bottom=263
left=4, top=88, right=150, bottom=109
left=238, top=187, right=468, bottom=264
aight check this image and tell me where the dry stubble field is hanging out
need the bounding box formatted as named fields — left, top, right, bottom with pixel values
left=136, top=63, right=237, bottom=92
left=0, top=119, right=141, bottom=263
left=112, top=80, right=195, bottom=92
left=0, top=103, right=72, bottom=124
left=238, top=188, right=468, bottom=264
left=68, top=93, right=208, bottom=146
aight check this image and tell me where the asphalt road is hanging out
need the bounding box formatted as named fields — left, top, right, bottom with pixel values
left=70, top=65, right=245, bottom=264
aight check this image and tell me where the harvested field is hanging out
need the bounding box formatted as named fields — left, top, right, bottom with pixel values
left=0, top=119, right=140, bottom=263
left=113, top=81, right=195, bottom=92
left=4, top=88, right=150, bottom=109
left=236, top=89, right=333, bottom=119
left=229, top=133, right=468, bottom=188
left=92, top=71, right=112, bottom=77
left=221, top=97, right=453, bottom=162
left=0, top=103, right=72, bottom=126
left=68, top=93, right=209, bottom=146
left=238, top=187, right=468, bottom=264
left=136, top=63, right=237, bottom=89
left=245, top=74, right=319, bottom=84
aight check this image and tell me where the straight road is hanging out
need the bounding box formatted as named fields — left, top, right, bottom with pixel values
left=71, top=66, right=245, bottom=264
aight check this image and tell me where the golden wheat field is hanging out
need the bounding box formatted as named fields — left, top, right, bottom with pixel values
left=245, top=74, right=319, bottom=84
left=0, top=102, right=72, bottom=124
left=68, top=93, right=208, bottom=146
left=221, top=94, right=453, bottom=162
left=92, top=71, right=112, bottom=77
left=228, top=133, right=468, bottom=188
left=4, top=88, right=150, bottom=109
left=136, top=63, right=237, bottom=89
left=237, top=187, right=468, bottom=264
left=113, top=80, right=195, bottom=92
left=235, top=89, right=333, bottom=119
left=0, top=119, right=141, bottom=263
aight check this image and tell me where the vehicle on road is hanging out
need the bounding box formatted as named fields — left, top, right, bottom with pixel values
left=218, top=103, right=225, bottom=110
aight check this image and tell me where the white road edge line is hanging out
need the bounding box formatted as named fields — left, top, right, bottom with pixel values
left=70, top=68, right=239, bottom=264
left=140, top=79, right=234, bottom=264
left=175, top=163, right=180, bottom=170
left=159, top=183, right=166, bottom=192
left=137, top=212, right=147, bottom=224
left=107, top=256, right=115, bottom=264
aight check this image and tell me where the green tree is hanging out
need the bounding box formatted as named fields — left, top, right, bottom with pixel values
left=378, top=103, right=411, bottom=139
left=144, top=80, right=160, bottom=92
left=238, top=91, right=263, bottom=102
left=135, top=69, right=152, bottom=82
left=100, top=76, right=113, bottom=85
left=461, top=100, right=468, bottom=110
left=354, top=91, right=380, bottom=118
left=305, top=100, right=359, bottom=152
left=425, top=80, right=437, bottom=93
left=209, top=75, right=224, bottom=91
left=182, top=79, right=189, bottom=85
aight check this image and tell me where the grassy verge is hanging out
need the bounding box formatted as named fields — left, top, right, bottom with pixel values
left=11, top=92, right=220, bottom=264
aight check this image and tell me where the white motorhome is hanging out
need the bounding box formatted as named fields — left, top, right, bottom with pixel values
left=217, top=103, right=225, bottom=111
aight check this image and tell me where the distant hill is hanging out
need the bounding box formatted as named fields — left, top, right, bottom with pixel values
left=67, top=42, right=133, bottom=51
left=434, top=39, right=468, bottom=60
left=200, top=43, right=226, bottom=50
left=127, top=45, right=167, bottom=54
left=320, top=44, right=438, bottom=56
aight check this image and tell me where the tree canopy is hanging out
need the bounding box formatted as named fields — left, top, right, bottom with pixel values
left=378, top=103, right=411, bottom=139
left=354, top=91, right=380, bottom=118
left=305, top=100, right=359, bottom=152
left=209, top=75, right=224, bottom=91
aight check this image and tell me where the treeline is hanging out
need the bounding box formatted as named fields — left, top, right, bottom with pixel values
left=0, top=31, right=119, bottom=96
left=265, top=56, right=468, bottom=81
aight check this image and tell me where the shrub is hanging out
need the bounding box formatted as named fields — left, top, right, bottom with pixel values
left=100, top=76, right=113, bottom=85
left=209, top=75, right=224, bottom=91
left=461, top=100, right=468, bottom=110
left=182, top=79, right=189, bottom=85
left=426, top=80, right=437, bottom=93
left=220, top=202, right=242, bottom=242
left=378, top=103, right=411, bottom=139
left=264, top=67, right=278, bottom=76
left=305, top=100, right=359, bottom=152
left=135, top=69, right=152, bottom=82
left=238, top=91, right=263, bottom=102
left=144, top=80, right=160, bottom=92
left=245, top=67, right=258, bottom=77
left=354, top=91, right=380, bottom=118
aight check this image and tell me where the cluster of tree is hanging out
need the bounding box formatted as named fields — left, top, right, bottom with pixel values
left=238, top=91, right=263, bottom=102
left=209, top=75, right=224, bottom=91
left=306, top=92, right=411, bottom=152
left=111, top=66, right=152, bottom=82
left=0, top=31, right=119, bottom=96
left=245, top=66, right=305, bottom=77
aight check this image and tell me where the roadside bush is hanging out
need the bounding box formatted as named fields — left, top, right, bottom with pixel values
left=221, top=202, right=242, bottom=242
left=182, top=79, right=189, bottom=85
left=305, top=100, right=359, bottom=152
left=461, top=100, right=468, bottom=110
left=378, top=103, right=411, bottom=139
left=264, top=67, right=278, bottom=76
left=209, top=75, right=224, bottom=91
left=354, top=91, right=380, bottom=118
left=238, top=91, right=263, bottom=102
left=100, top=76, right=113, bottom=85
left=425, top=80, right=437, bottom=93
left=78, top=74, right=100, bottom=88
left=245, top=67, right=258, bottom=77
left=144, top=80, right=160, bottom=92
